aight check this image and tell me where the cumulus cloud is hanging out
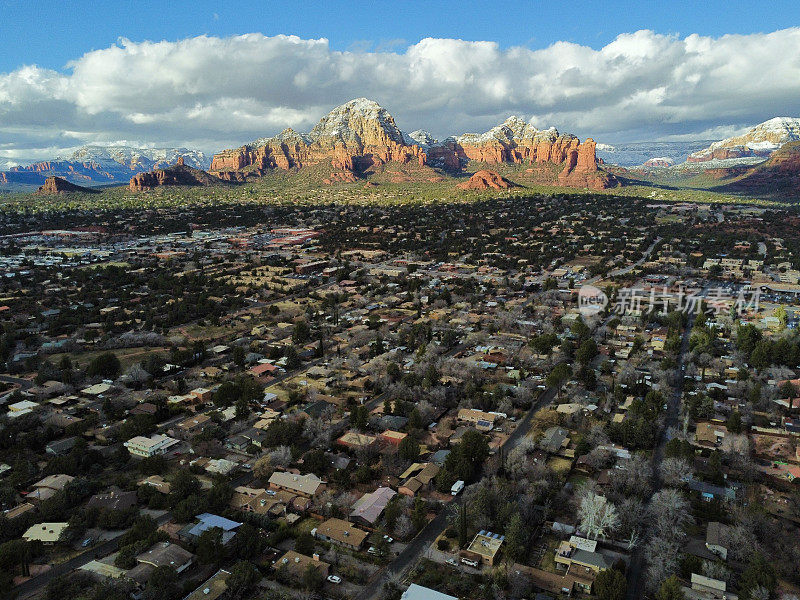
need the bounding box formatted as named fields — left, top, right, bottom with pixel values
left=3, top=28, right=800, bottom=160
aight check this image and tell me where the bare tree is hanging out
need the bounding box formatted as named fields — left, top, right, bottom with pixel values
left=268, top=445, right=292, bottom=468
left=649, top=488, right=691, bottom=540
left=394, top=514, right=414, bottom=539
left=659, top=457, right=691, bottom=487
left=578, top=492, right=619, bottom=540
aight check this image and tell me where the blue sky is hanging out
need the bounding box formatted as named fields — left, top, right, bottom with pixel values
left=3, top=0, right=798, bottom=73
left=2, top=0, right=800, bottom=161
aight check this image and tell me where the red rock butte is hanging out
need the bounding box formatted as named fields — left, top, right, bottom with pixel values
left=209, top=98, right=615, bottom=190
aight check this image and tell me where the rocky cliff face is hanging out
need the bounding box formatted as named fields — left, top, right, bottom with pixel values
left=129, top=158, right=223, bottom=191
left=211, top=98, right=612, bottom=189
left=36, top=176, right=95, bottom=194
left=688, top=117, right=800, bottom=163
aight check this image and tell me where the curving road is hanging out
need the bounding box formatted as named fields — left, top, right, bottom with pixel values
left=356, top=384, right=559, bottom=600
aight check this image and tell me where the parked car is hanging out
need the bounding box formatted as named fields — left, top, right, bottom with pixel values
left=461, top=557, right=479, bottom=567
left=383, top=535, right=394, bottom=543
left=327, top=575, right=342, bottom=584
left=446, top=558, right=458, bottom=567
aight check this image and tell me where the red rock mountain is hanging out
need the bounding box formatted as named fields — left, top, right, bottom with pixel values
left=36, top=176, right=96, bottom=194
left=711, top=142, right=800, bottom=196
left=456, top=170, right=515, bottom=190
left=129, top=157, right=225, bottom=191
left=211, top=98, right=614, bottom=189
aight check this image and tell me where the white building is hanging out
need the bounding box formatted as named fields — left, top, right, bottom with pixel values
left=124, top=434, right=180, bottom=458
left=401, top=584, right=458, bottom=600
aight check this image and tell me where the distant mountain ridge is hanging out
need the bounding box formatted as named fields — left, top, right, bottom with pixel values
left=210, top=98, right=613, bottom=190
left=688, top=117, right=800, bottom=162
left=0, top=145, right=209, bottom=188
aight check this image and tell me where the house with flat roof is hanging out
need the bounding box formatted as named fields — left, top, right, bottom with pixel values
left=124, top=433, right=180, bottom=458
left=691, top=573, right=727, bottom=598
left=22, top=522, right=68, bottom=544
left=553, top=536, right=610, bottom=594
left=182, top=569, right=230, bottom=600
left=461, top=530, right=504, bottom=566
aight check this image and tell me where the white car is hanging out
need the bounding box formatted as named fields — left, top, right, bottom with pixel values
left=383, top=535, right=394, bottom=543
left=327, top=575, right=342, bottom=584
left=446, top=558, right=458, bottom=567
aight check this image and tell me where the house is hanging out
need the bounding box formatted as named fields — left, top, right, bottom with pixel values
left=379, top=430, right=407, bottom=447
left=401, top=584, right=458, bottom=600
left=138, top=475, right=171, bottom=494
left=136, top=542, right=194, bottom=573
left=7, top=399, right=38, bottom=418
left=28, top=474, right=74, bottom=502
left=124, top=433, right=180, bottom=457
left=457, top=408, right=497, bottom=431
left=269, top=471, right=325, bottom=498
left=174, top=414, right=211, bottom=439
left=180, top=513, right=242, bottom=545
left=688, top=479, right=737, bottom=502
left=81, top=383, right=113, bottom=397
left=183, top=569, right=230, bottom=600
left=431, top=449, right=451, bottom=466
left=553, top=536, right=611, bottom=594
left=398, top=463, right=440, bottom=497
left=350, top=486, right=397, bottom=527
left=274, top=550, right=330, bottom=579
left=86, top=489, right=138, bottom=512
left=22, top=522, right=68, bottom=544
left=461, top=530, right=504, bottom=566
left=45, top=436, right=78, bottom=456
left=540, top=427, right=569, bottom=454
left=705, top=522, right=728, bottom=560
left=695, top=422, right=728, bottom=446
left=312, top=518, right=369, bottom=551
left=691, top=573, right=727, bottom=598
left=337, top=431, right=378, bottom=450
left=4, top=502, right=35, bottom=520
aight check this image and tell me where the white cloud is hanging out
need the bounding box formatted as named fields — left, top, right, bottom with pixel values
left=2, top=28, right=800, bottom=159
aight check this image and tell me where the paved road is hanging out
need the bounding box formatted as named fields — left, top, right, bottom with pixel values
left=0, top=374, right=33, bottom=390
left=625, top=305, right=695, bottom=600
left=15, top=512, right=173, bottom=599
left=585, top=236, right=662, bottom=285
left=356, top=384, right=558, bottom=600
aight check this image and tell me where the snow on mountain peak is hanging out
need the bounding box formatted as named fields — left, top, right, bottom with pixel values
left=63, top=145, right=209, bottom=169
left=689, top=116, right=800, bottom=162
